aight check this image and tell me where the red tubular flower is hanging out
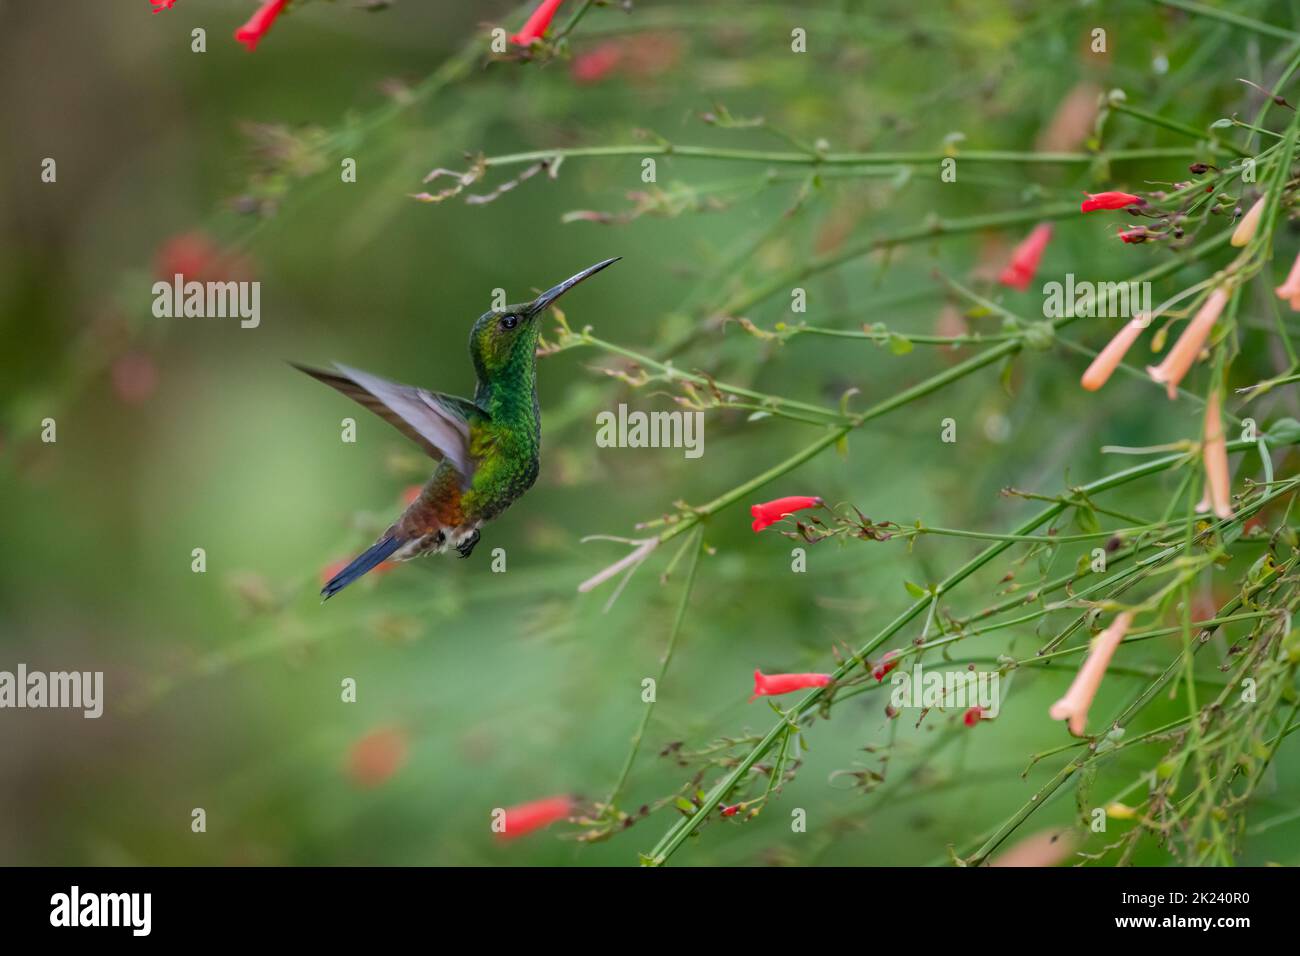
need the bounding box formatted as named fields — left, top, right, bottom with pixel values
left=750, top=669, right=832, bottom=701
left=497, top=795, right=573, bottom=840
left=511, top=0, right=565, bottom=46
left=1117, top=227, right=1149, bottom=244
left=997, top=223, right=1052, bottom=291
left=872, top=649, right=901, bottom=681
left=720, top=804, right=741, bottom=817
left=235, top=0, right=290, bottom=52
left=750, top=495, right=823, bottom=532
left=151, top=0, right=178, bottom=12
left=963, top=706, right=983, bottom=726
left=1080, top=191, right=1142, bottom=213
left=572, top=42, right=623, bottom=83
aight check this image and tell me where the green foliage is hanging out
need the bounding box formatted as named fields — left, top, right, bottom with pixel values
left=3, top=0, right=1300, bottom=868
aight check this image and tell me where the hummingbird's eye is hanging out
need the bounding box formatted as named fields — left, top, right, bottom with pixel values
left=499, top=314, right=519, bottom=331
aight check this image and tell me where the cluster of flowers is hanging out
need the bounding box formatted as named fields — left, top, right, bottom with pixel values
left=750, top=500, right=1146, bottom=746
left=993, top=173, right=1276, bottom=521
left=152, top=0, right=291, bottom=51
left=332, top=492, right=1149, bottom=841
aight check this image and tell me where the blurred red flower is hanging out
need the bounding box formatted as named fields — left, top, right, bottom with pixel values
left=320, top=556, right=396, bottom=586
left=997, top=223, right=1052, bottom=291
left=622, top=32, right=683, bottom=79
left=347, top=726, right=409, bottom=789
left=497, top=795, right=572, bottom=840
left=155, top=231, right=252, bottom=282
left=111, top=351, right=159, bottom=405
left=572, top=43, right=623, bottom=83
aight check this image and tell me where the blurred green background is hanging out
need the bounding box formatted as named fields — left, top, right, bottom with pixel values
left=1, top=0, right=1298, bottom=865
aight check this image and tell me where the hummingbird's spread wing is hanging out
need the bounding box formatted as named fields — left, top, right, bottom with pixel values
left=292, top=362, right=483, bottom=478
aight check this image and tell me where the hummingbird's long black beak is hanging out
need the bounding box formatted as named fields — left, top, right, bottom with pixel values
left=525, top=257, right=621, bottom=318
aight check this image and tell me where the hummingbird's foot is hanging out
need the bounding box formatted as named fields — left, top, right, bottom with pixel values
left=455, top=528, right=481, bottom=559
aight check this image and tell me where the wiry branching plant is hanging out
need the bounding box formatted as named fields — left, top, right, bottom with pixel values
left=39, top=1, right=1300, bottom=867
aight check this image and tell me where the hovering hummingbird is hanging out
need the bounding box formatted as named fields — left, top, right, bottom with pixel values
left=295, top=257, right=620, bottom=600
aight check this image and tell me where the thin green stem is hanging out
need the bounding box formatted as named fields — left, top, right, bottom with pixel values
left=965, top=554, right=1294, bottom=865
left=1153, top=0, right=1300, bottom=43
left=604, top=528, right=704, bottom=814
left=644, top=443, right=1281, bottom=865
left=1109, top=99, right=1251, bottom=157
left=480, top=144, right=1196, bottom=171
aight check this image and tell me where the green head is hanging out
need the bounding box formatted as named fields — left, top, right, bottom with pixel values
left=469, top=257, right=620, bottom=386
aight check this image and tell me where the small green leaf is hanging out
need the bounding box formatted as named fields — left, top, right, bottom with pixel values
left=999, top=354, right=1017, bottom=396
left=888, top=333, right=914, bottom=355
left=1073, top=506, right=1100, bottom=534
left=1266, top=417, right=1300, bottom=445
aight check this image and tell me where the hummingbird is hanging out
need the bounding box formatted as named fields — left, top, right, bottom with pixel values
left=295, top=257, right=620, bottom=600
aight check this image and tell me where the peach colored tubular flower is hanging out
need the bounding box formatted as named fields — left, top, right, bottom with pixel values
left=1080, top=316, right=1147, bottom=391
left=1036, top=82, right=1101, bottom=153
left=990, top=829, right=1078, bottom=867
left=1147, top=287, right=1229, bottom=400
left=1049, top=611, right=1134, bottom=736
left=1202, top=389, right=1233, bottom=519
left=1276, top=250, right=1300, bottom=309
left=1230, top=195, right=1266, bottom=247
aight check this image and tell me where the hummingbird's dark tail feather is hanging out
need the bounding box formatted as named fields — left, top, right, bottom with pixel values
left=322, top=535, right=403, bottom=601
